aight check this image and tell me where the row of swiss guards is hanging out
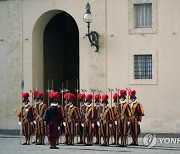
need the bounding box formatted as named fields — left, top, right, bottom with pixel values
left=17, top=89, right=144, bottom=149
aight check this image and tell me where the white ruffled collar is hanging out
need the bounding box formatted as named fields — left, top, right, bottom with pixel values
left=130, top=100, right=137, bottom=104
left=87, top=104, right=92, bottom=108
left=120, top=100, right=126, bottom=104
left=51, top=103, right=58, bottom=106
left=95, top=105, right=100, bottom=108
left=104, top=105, right=108, bottom=108
left=24, top=104, right=29, bottom=108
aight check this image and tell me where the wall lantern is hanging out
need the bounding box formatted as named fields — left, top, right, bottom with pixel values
left=83, top=2, right=99, bottom=52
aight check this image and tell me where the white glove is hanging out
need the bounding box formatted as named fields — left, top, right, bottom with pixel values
left=114, top=121, right=117, bottom=125
left=127, top=121, right=130, bottom=125
left=92, top=123, right=95, bottom=128
left=33, top=120, right=36, bottom=125
left=31, top=122, right=33, bottom=125
left=75, top=123, right=78, bottom=127
left=58, top=126, right=60, bottom=130
left=63, top=122, right=66, bottom=126
left=18, top=122, right=21, bottom=126
left=81, top=123, right=84, bottom=127
left=138, top=121, right=140, bottom=125
left=97, top=121, right=100, bottom=127
left=109, top=124, right=112, bottom=128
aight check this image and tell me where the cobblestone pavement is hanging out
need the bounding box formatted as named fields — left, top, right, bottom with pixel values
left=0, top=130, right=180, bottom=154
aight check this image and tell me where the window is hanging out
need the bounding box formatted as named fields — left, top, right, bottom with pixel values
left=134, top=55, right=152, bottom=79
left=128, top=0, right=157, bottom=34
left=129, top=50, right=158, bottom=85
left=134, top=4, right=152, bottom=28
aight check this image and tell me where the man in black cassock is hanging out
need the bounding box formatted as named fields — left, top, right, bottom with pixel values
left=43, top=91, right=62, bottom=149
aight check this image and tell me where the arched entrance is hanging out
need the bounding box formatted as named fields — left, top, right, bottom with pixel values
left=32, top=10, right=79, bottom=97
left=43, top=12, right=79, bottom=93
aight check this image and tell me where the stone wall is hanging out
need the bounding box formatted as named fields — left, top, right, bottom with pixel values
left=0, top=0, right=180, bottom=133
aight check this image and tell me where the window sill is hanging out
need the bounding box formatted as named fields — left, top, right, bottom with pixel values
left=129, top=27, right=157, bottom=34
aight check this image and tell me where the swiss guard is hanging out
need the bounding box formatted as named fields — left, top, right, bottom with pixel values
left=66, top=93, right=79, bottom=145
left=119, top=89, right=131, bottom=147
left=101, top=94, right=114, bottom=146
left=56, top=96, right=64, bottom=145
left=111, top=93, right=120, bottom=145
left=31, top=91, right=39, bottom=144
left=43, top=91, right=62, bottom=149
left=63, top=92, right=70, bottom=144
left=17, top=92, right=34, bottom=145
left=129, top=90, right=144, bottom=146
left=35, top=91, right=47, bottom=145
left=77, top=93, right=86, bottom=144
left=85, top=94, right=95, bottom=146
left=94, top=94, right=102, bottom=145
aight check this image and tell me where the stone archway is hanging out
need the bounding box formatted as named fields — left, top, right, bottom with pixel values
left=32, top=10, right=79, bottom=94
left=43, top=12, right=79, bottom=93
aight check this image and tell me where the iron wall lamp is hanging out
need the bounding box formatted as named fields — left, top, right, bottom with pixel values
left=83, top=2, right=99, bottom=52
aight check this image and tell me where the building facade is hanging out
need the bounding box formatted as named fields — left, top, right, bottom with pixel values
left=0, top=0, right=180, bottom=133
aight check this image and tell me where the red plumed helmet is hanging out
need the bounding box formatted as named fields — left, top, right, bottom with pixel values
left=129, top=90, right=136, bottom=96
left=78, top=93, right=85, bottom=100
left=129, top=89, right=137, bottom=99
left=113, top=93, right=119, bottom=100
left=119, top=89, right=127, bottom=96
left=85, top=94, right=93, bottom=101
left=95, top=94, right=101, bottom=101
left=37, top=91, right=45, bottom=99
left=33, top=91, right=38, bottom=99
left=53, top=92, right=60, bottom=101
left=48, top=91, right=54, bottom=99
left=64, top=92, right=70, bottom=100
left=68, top=93, right=75, bottom=101
left=102, top=94, right=109, bottom=102
left=22, top=92, right=29, bottom=99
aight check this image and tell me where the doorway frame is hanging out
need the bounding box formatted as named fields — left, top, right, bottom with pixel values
left=32, top=10, right=79, bottom=91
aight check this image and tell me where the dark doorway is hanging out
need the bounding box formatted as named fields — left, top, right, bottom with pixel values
left=43, top=12, right=79, bottom=99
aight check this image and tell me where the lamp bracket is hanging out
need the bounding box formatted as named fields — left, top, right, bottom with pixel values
left=86, top=31, right=99, bottom=52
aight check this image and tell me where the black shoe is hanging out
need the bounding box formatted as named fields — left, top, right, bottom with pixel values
left=32, top=141, right=36, bottom=144
left=85, top=144, right=90, bottom=146
left=129, top=142, right=134, bottom=146
left=22, top=142, right=27, bottom=145
left=35, top=142, right=42, bottom=145
left=50, top=146, right=59, bottom=149
left=129, top=143, right=138, bottom=146
left=118, top=144, right=126, bottom=147
left=55, top=146, right=59, bottom=149
left=77, top=141, right=83, bottom=144
left=101, top=143, right=108, bottom=146
left=111, top=142, right=116, bottom=145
